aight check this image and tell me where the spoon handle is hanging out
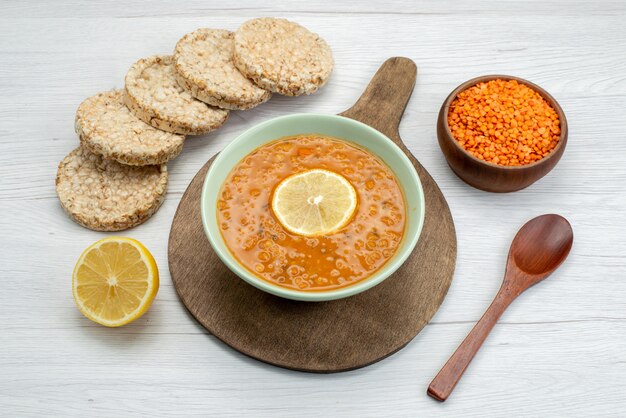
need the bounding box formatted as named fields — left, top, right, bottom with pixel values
left=427, top=290, right=514, bottom=401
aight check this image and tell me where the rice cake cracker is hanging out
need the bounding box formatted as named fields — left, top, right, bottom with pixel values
left=56, top=147, right=168, bottom=231
left=233, top=18, right=333, bottom=96
left=174, top=28, right=271, bottom=110
left=124, top=55, right=229, bottom=135
left=76, top=90, right=185, bottom=166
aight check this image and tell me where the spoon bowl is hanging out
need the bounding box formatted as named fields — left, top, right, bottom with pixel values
left=509, top=214, right=573, bottom=277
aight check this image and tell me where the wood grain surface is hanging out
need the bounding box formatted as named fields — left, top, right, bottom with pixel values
left=2, top=1, right=626, bottom=417
left=168, top=57, right=457, bottom=372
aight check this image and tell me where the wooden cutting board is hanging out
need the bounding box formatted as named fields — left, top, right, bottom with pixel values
left=168, top=57, right=457, bottom=373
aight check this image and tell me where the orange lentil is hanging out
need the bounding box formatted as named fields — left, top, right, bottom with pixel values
left=448, top=79, right=560, bottom=166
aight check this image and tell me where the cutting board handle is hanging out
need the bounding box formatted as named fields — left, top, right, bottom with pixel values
left=340, top=57, right=417, bottom=143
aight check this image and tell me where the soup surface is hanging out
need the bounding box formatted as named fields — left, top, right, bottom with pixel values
left=217, top=134, right=406, bottom=291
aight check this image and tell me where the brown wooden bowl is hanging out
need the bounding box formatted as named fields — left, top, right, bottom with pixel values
left=437, top=75, right=568, bottom=193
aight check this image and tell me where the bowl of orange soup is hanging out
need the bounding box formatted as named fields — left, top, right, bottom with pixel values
left=201, top=114, right=425, bottom=301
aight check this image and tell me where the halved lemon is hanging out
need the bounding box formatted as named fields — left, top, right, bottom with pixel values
left=271, top=169, right=357, bottom=236
left=72, top=237, right=159, bottom=327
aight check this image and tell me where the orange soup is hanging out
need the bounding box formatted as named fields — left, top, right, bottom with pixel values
left=217, top=134, right=406, bottom=291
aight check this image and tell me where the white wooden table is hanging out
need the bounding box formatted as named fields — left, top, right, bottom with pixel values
left=2, top=1, right=625, bottom=416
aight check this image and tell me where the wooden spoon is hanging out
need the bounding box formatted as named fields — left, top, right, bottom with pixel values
left=427, top=214, right=573, bottom=401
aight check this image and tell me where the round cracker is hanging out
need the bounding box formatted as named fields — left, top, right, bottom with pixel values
left=76, top=90, right=185, bottom=166
left=233, top=18, right=333, bottom=96
left=56, top=147, right=168, bottom=231
left=124, top=55, right=229, bottom=135
left=174, top=28, right=271, bottom=110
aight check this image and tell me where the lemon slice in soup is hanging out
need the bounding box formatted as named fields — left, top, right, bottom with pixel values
left=271, top=169, right=357, bottom=237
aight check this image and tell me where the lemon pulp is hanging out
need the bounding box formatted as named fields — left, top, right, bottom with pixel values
left=271, top=169, right=357, bottom=237
left=72, top=237, right=159, bottom=327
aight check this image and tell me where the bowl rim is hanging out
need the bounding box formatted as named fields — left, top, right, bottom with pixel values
left=200, top=112, right=425, bottom=302
left=441, top=74, right=568, bottom=171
